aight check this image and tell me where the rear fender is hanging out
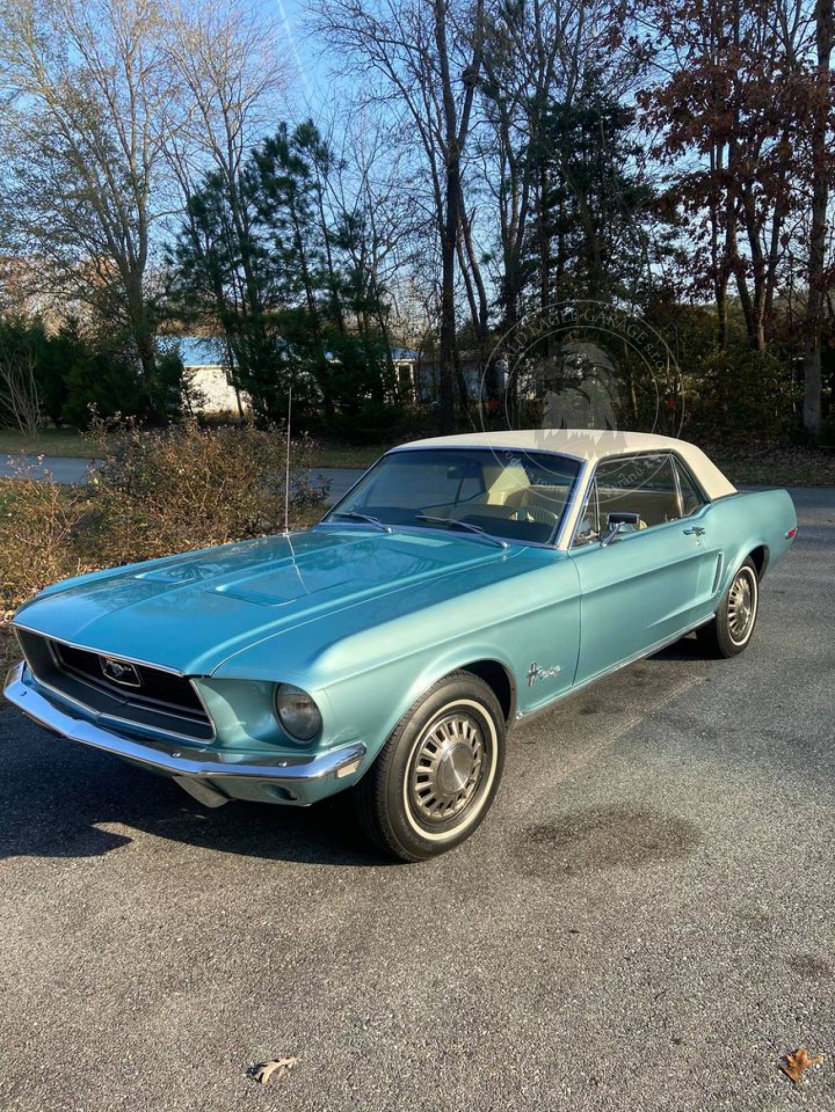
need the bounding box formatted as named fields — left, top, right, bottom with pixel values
left=706, top=489, right=796, bottom=599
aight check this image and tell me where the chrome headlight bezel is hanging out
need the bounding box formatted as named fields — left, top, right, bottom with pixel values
left=274, top=683, right=322, bottom=743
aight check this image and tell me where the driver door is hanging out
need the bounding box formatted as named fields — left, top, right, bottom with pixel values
left=569, top=453, right=721, bottom=683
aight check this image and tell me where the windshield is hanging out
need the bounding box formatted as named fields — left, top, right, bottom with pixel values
left=322, top=448, right=582, bottom=545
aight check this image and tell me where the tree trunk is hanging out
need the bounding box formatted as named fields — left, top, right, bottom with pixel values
left=804, top=0, right=834, bottom=441
left=438, top=200, right=458, bottom=429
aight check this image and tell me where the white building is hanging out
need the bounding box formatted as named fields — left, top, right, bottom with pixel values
left=173, top=337, right=247, bottom=416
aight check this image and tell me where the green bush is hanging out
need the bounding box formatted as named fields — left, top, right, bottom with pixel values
left=322, top=400, right=408, bottom=443
left=684, top=348, right=798, bottom=442
left=61, top=350, right=142, bottom=428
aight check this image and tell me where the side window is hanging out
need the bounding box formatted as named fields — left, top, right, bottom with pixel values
left=595, top=454, right=681, bottom=530
left=674, top=458, right=706, bottom=517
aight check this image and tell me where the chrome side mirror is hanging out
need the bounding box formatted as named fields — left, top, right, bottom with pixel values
left=600, top=521, right=625, bottom=547
left=601, top=511, right=641, bottom=547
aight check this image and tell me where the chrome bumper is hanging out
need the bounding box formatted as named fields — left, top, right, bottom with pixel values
left=3, top=661, right=366, bottom=805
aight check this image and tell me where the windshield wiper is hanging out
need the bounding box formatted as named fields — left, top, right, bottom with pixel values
left=414, top=514, right=508, bottom=549
left=329, top=510, right=392, bottom=533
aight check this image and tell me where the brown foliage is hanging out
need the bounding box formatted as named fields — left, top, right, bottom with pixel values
left=0, top=469, right=92, bottom=620
left=84, top=420, right=325, bottom=565
left=779, top=1047, right=824, bottom=1084
left=0, top=423, right=327, bottom=624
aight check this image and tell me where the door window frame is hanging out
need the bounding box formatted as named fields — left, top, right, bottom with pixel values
left=568, top=451, right=712, bottom=549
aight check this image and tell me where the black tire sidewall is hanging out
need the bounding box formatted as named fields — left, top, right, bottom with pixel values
left=370, top=674, right=506, bottom=860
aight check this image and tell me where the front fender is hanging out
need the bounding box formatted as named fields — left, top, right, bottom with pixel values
left=319, top=559, right=582, bottom=767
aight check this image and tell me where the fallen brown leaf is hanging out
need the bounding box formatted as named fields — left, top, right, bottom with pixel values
left=779, top=1047, right=824, bottom=1084
left=251, top=1057, right=299, bottom=1086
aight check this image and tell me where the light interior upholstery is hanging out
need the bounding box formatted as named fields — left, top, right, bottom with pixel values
left=457, top=466, right=570, bottom=527
left=597, top=486, right=680, bottom=528
left=420, top=460, right=572, bottom=534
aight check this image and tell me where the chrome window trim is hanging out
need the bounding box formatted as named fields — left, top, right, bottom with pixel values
left=671, top=453, right=710, bottom=516
left=564, top=450, right=713, bottom=550
left=323, top=446, right=585, bottom=552
left=568, top=476, right=600, bottom=549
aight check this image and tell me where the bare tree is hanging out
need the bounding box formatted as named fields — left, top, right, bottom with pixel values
left=0, top=334, right=41, bottom=439
left=162, top=0, right=287, bottom=211
left=0, top=0, right=176, bottom=403
left=317, top=106, right=433, bottom=351
left=160, top=0, right=288, bottom=411
left=312, top=0, right=486, bottom=428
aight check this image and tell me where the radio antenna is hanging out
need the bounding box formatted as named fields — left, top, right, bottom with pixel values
left=283, top=386, right=292, bottom=536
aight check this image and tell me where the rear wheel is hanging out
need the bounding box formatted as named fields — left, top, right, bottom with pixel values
left=354, top=672, right=505, bottom=862
left=697, top=558, right=759, bottom=658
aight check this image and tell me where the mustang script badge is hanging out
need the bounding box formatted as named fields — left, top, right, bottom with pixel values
left=100, top=656, right=143, bottom=688
left=527, top=662, right=562, bottom=687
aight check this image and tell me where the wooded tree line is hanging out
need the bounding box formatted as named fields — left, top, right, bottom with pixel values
left=0, top=0, right=832, bottom=442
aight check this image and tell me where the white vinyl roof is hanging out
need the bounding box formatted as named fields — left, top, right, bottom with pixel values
left=396, top=429, right=737, bottom=500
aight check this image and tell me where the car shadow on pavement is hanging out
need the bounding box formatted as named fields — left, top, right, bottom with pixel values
left=0, top=715, right=393, bottom=868
left=0, top=637, right=708, bottom=869
left=649, top=632, right=706, bottom=663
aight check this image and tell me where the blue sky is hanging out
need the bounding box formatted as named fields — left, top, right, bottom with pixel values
left=270, top=0, right=330, bottom=119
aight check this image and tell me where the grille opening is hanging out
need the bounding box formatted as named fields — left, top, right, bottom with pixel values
left=17, top=630, right=213, bottom=743
left=53, top=642, right=207, bottom=718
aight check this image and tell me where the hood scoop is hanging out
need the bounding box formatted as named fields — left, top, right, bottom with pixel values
left=138, top=561, right=234, bottom=585
left=211, top=567, right=350, bottom=607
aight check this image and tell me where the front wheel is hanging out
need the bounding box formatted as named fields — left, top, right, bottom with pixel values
left=697, top=558, right=760, bottom=658
left=354, top=672, right=506, bottom=862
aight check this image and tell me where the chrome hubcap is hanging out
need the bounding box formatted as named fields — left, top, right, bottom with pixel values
left=728, top=570, right=756, bottom=643
left=410, top=713, right=485, bottom=823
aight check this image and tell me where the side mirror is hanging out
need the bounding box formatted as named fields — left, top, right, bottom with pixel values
left=601, top=511, right=641, bottom=547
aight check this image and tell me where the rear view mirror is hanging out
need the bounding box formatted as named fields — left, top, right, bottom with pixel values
left=446, top=462, right=481, bottom=480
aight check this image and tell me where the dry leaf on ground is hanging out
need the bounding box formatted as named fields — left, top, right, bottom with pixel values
left=250, top=1057, right=299, bottom=1085
left=779, top=1047, right=824, bottom=1084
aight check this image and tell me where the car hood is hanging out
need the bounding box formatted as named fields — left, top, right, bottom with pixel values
left=14, top=527, right=526, bottom=677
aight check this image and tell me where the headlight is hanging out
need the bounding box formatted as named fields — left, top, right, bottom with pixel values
left=275, top=684, right=321, bottom=742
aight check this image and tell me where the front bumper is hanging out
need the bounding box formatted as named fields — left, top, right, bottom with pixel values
left=3, top=661, right=366, bottom=807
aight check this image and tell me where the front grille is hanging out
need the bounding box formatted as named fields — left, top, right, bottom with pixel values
left=17, top=630, right=213, bottom=743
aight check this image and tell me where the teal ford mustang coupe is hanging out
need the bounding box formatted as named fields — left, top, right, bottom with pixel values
left=5, top=430, right=797, bottom=861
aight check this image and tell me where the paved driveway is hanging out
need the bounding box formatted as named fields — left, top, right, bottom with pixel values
left=0, top=490, right=833, bottom=1111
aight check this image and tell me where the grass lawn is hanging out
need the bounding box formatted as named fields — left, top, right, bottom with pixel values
left=308, top=443, right=389, bottom=469
left=0, top=427, right=101, bottom=459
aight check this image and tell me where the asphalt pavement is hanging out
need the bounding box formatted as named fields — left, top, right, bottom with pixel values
left=0, top=488, right=833, bottom=1111
left=0, top=454, right=363, bottom=504
left=0, top=454, right=100, bottom=484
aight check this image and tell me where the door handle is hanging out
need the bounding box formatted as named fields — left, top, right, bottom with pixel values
left=683, top=526, right=705, bottom=536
